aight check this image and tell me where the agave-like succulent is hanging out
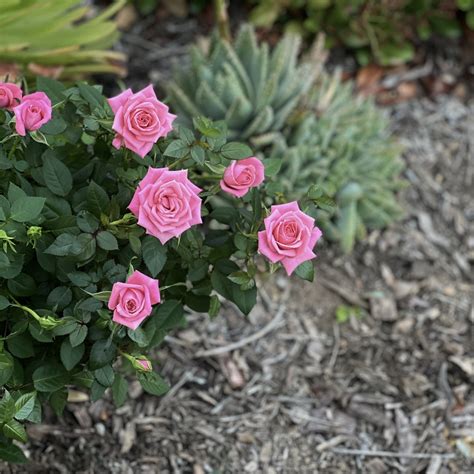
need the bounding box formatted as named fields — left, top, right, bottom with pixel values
left=167, top=25, right=318, bottom=143
left=0, top=0, right=126, bottom=80
left=271, top=73, right=405, bottom=252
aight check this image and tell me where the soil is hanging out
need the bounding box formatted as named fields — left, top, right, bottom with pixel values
left=2, top=10, right=474, bottom=474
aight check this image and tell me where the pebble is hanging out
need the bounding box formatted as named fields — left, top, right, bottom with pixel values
left=95, top=423, right=106, bottom=437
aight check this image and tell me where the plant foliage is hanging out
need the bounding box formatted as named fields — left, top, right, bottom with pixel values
left=270, top=73, right=405, bottom=253
left=249, top=0, right=472, bottom=66
left=167, top=25, right=317, bottom=143
left=168, top=25, right=404, bottom=252
left=0, top=77, right=325, bottom=461
left=0, top=0, right=126, bottom=79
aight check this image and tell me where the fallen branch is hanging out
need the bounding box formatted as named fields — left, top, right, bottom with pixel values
left=330, top=448, right=456, bottom=460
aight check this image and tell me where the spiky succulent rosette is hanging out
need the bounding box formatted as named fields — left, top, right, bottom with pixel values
left=270, top=73, right=405, bottom=252
left=167, top=25, right=317, bottom=143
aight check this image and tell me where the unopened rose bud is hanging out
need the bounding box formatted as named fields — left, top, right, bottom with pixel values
left=136, top=359, right=152, bottom=372
left=27, top=226, right=42, bottom=238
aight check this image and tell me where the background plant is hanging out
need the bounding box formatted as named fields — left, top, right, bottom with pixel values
left=249, top=0, right=472, bottom=65
left=167, top=25, right=404, bottom=252
left=269, top=72, right=405, bottom=253
left=0, top=77, right=323, bottom=462
left=0, top=0, right=126, bottom=80
left=167, top=25, right=317, bottom=143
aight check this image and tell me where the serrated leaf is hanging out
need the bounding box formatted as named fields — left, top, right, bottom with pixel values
left=10, top=196, right=46, bottom=222
left=294, top=260, right=314, bottom=282
left=42, top=153, right=73, bottom=197
left=221, top=142, right=253, bottom=160
left=3, top=419, right=27, bottom=443
left=14, top=392, right=36, bottom=421
left=142, top=236, right=167, bottom=277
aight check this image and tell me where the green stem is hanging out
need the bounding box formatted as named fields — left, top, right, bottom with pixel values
left=160, top=282, right=188, bottom=291
left=168, top=155, right=189, bottom=170
left=214, top=0, right=231, bottom=42
left=8, top=136, right=20, bottom=160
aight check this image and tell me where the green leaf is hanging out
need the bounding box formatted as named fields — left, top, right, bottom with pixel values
left=77, top=211, right=99, bottom=233
left=44, top=233, right=79, bottom=256
left=193, top=116, right=222, bottom=138
left=294, top=260, right=314, bottom=282
left=221, top=142, right=253, bottom=160
left=47, top=286, right=72, bottom=311
left=0, top=391, right=15, bottom=422
left=89, top=339, right=116, bottom=370
left=7, top=182, right=26, bottom=202
left=43, top=153, right=73, bottom=196
left=69, top=324, right=88, bottom=347
left=87, top=181, right=110, bottom=218
left=41, top=117, right=67, bottom=135
left=3, top=419, right=27, bottom=443
left=7, top=273, right=37, bottom=297
left=164, top=139, right=189, bottom=158
left=77, top=83, right=106, bottom=109
left=138, top=371, right=170, bottom=396
left=0, top=440, right=27, bottom=463
left=0, top=295, right=9, bottom=310
left=209, top=295, right=221, bottom=318
left=211, top=269, right=257, bottom=315
left=190, top=145, right=205, bottom=164
left=7, top=333, right=35, bottom=358
left=33, top=362, right=69, bottom=392
left=142, top=236, right=167, bottom=277
left=36, top=77, right=66, bottom=105
left=96, top=231, right=118, bottom=251
left=10, top=196, right=46, bottom=222
left=112, top=374, right=128, bottom=407
left=14, top=392, right=36, bottom=421
left=263, top=158, right=281, bottom=177
left=0, top=353, right=14, bottom=385
left=90, top=380, right=106, bottom=402
left=94, top=365, right=115, bottom=387
left=60, top=339, right=85, bottom=370
left=49, top=389, right=68, bottom=417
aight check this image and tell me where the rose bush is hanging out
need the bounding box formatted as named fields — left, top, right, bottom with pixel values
left=0, top=78, right=325, bottom=463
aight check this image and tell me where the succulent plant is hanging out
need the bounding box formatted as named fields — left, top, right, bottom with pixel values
left=270, top=73, right=405, bottom=252
left=0, top=0, right=126, bottom=80
left=167, top=25, right=318, bottom=143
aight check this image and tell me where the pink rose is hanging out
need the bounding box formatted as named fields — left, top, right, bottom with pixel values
left=136, top=359, right=152, bottom=371
left=0, top=82, right=22, bottom=110
left=129, top=167, right=202, bottom=244
left=108, top=85, right=176, bottom=158
left=13, top=92, right=52, bottom=136
left=220, top=157, right=265, bottom=198
left=108, top=270, right=160, bottom=330
left=258, top=201, right=322, bottom=276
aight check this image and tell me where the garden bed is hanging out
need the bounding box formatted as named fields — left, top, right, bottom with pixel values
left=4, top=94, right=472, bottom=473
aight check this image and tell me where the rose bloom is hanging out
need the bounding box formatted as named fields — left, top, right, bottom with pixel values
left=108, top=85, right=176, bottom=158
left=14, top=91, right=51, bottom=136
left=129, top=167, right=202, bottom=244
left=108, top=270, right=160, bottom=330
left=0, top=82, right=22, bottom=110
left=258, top=201, right=322, bottom=275
left=136, top=359, right=152, bottom=371
left=220, top=157, right=265, bottom=198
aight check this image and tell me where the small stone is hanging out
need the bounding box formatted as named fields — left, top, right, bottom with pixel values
left=370, top=294, right=398, bottom=321
left=237, top=432, right=256, bottom=444
left=394, top=317, right=414, bottom=334
left=244, top=461, right=258, bottom=472
left=95, top=422, right=106, bottom=437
